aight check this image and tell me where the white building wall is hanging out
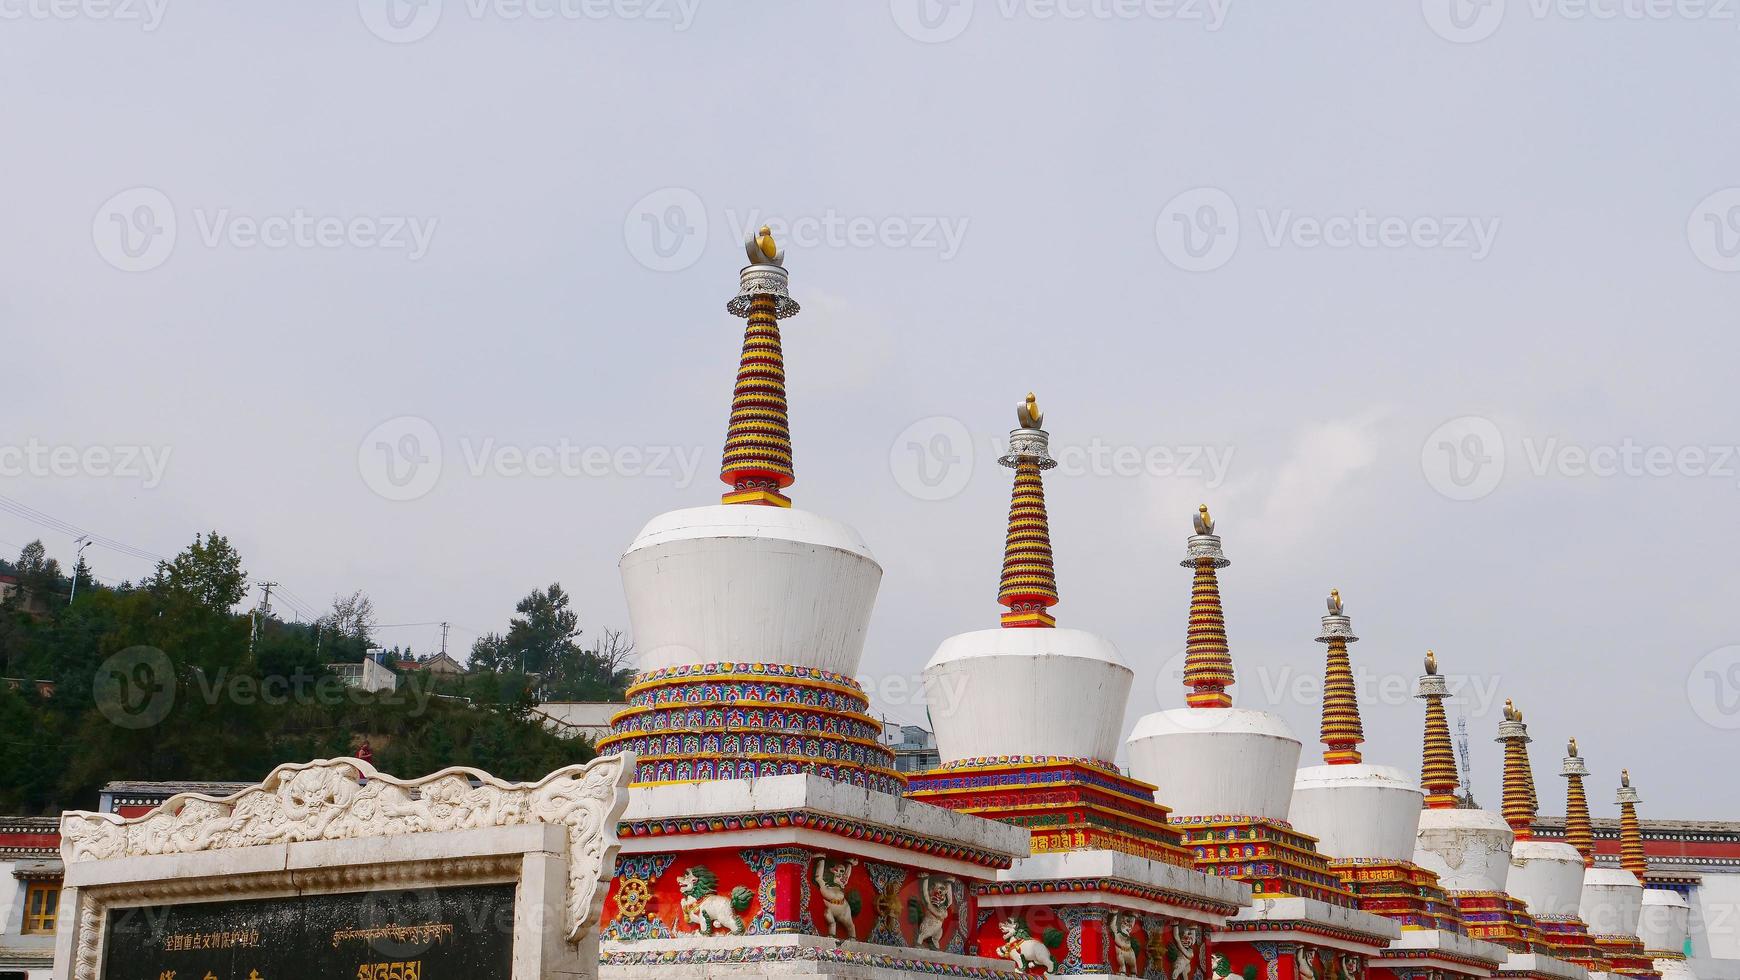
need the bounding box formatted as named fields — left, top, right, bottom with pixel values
left=1690, top=870, right=1740, bottom=974
left=0, top=858, right=18, bottom=941
left=0, top=856, right=56, bottom=980
left=532, top=702, right=621, bottom=741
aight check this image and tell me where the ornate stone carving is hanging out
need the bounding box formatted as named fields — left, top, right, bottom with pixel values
left=60, top=754, right=632, bottom=942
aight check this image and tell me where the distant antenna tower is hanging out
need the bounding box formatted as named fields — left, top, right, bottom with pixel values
left=1455, top=711, right=1477, bottom=807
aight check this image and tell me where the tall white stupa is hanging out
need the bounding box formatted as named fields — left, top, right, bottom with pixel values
left=593, top=227, right=1030, bottom=978
left=907, top=397, right=1250, bottom=976
left=1503, top=725, right=1602, bottom=970
left=1287, top=597, right=1508, bottom=980
left=1410, top=669, right=1587, bottom=980
left=1579, top=772, right=1663, bottom=979
left=1638, top=886, right=1696, bottom=980
left=1126, top=510, right=1398, bottom=980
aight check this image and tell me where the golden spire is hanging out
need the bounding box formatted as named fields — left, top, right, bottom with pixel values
left=1618, top=769, right=1647, bottom=880
left=1562, top=737, right=1594, bottom=868
left=997, top=393, right=1059, bottom=628
left=1317, top=589, right=1363, bottom=764
left=720, top=224, right=799, bottom=507
left=1498, top=699, right=1536, bottom=839
left=1181, top=504, right=1234, bottom=708
left=1416, top=650, right=1460, bottom=808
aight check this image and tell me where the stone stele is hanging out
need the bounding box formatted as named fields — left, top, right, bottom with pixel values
left=53, top=753, right=633, bottom=980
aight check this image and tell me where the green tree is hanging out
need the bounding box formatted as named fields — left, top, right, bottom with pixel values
left=13, top=540, right=65, bottom=599
left=153, top=532, right=247, bottom=611
left=503, top=583, right=581, bottom=677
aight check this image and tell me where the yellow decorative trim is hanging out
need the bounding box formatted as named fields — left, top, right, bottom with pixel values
left=624, top=752, right=904, bottom=783
left=938, top=800, right=1178, bottom=833
left=623, top=672, right=869, bottom=701
left=598, top=726, right=889, bottom=754
left=721, top=488, right=792, bottom=507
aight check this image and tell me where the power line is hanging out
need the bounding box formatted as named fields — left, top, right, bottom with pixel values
left=0, top=492, right=166, bottom=566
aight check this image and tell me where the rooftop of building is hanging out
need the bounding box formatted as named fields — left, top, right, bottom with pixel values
left=1536, top=815, right=1740, bottom=835
left=102, top=779, right=254, bottom=798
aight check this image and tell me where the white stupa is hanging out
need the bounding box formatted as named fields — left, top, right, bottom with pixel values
left=1639, top=888, right=1697, bottom=980
left=1288, top=597, right=1506, bottom=978
left=909, top=399, right=1249, bottom=975
left=1288, top=590, right=1426, bottom=862
left=1126, top=507, right=1303, bottom=825
left=1579, top=771, right=1661, bottom=979
left=593, top=227, right=1031, bottom=979
left=1412, top=653, right=1517, bottom=895
left=1126, top=509, right=1398, bottom=980
left=1411, top=667, right=1588, bottom=980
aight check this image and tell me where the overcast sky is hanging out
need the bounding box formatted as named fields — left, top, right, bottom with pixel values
left=4, top=1, right=1738, bottom=816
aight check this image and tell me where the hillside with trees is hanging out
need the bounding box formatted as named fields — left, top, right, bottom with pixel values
left=0, top=533, right=632, bottom=816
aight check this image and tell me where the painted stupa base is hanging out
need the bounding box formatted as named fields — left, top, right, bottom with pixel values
left=1368, top=927, right=1512, bottom=980
left=599, top=663, right=905, bottom=795
left=1589, top=936, right=1659, bottom=980
left=1209, top=898, right=1400, bottom=980
left=1450, top=892, right=1545, bottom=953
left=600, top=775, right=1029, bottom=979
left=906, top=757, right=1195, bottom=868
left=1171, top=816, right=1358, bottom=907
left=1329, top=859, right=1467, bottom=933
left=1494, top=951, right=1593, bottom=980
left=1647, top=951, right=1695, bottom=980
left=963, top=850, right=1249, bottom=979
left=601, top=933, right=1020, bottom=980
left=1534, top=915, right=1604, bottom=972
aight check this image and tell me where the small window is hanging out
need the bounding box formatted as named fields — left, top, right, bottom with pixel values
left=22, top=881, right=59, bottom=934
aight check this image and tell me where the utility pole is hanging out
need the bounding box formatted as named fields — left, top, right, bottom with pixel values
left=439, top=622, right=450, bottom=658
left=249, top=581, right=277, bottom=657
left=1455, top=712, right=1476, bottom=807
left=68, top=536, right=92, bottom=604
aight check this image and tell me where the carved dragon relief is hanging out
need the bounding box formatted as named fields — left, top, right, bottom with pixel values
left=60, top=754, right=633, bottom=943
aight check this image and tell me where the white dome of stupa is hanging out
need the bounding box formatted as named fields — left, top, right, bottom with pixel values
left=1286, top=590, right=1426, bottom=862
left=1126, top=508, right=1302, bottom=821
left=620, top=504, right=882, bottom=675
left=925, top=627, right=1130, bottom=764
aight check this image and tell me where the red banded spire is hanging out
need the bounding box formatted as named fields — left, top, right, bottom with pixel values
left=1618, top=770, right=1646, bottom=879
left=997, top=393, right=1059, bottom=629
left=1181, top=505, right=1234, bottom=708
left=1416, top=651, right=1461, bottom=808
left=1316, top=589, right=1363, bottom=764
left=720, top=225, right=800, bottom=507
left=1562, top=738, right=1595, bottom=868
left=1497, top=700, right=1536, bottom=839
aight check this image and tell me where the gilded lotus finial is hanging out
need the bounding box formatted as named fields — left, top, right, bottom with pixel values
left=1194, top=504, right=1215, bottom=535
left=744, top=224, right=785, bottom=267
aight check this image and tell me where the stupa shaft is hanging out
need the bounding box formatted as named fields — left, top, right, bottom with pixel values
left=1181, top=505, right=1234, bottom=708
left=1418, top=651, right=1461, bottom=809
left=996, top=394, right=1059, bottom=629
